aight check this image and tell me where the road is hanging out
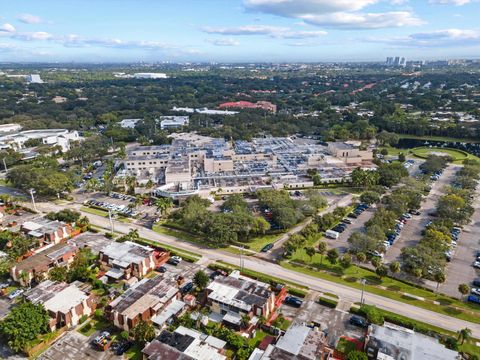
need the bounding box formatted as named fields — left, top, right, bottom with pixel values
left=29, top=199, right=480, bottom=338
left=384, top=165, right=458, bottom=263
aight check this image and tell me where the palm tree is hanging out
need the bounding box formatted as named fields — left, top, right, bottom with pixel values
left=155, top=198, right=173, bottom=216
left=240, top=314, right=251, bottom=328
left=125, top=175, right=136, bottom=194
left=458, top=283, right=469, bottom=300
left=134, top=195, right=143, bottom=209
left=389, top=261, right=401, bottom=277
left=317, top=242, right=327, bottom=265
left=457, top=328, right=472, bottom=345
left=127, top=229, right=140, bottom=241
left=434, top=271, right=446, bottom=292
left=85, top=178, right=100, bottom=192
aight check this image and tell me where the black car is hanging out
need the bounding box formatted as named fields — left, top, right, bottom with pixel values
left=473, top=278, right=480, bottom=287
left=284, top=296, right=303, bottom=307
left=181, top=282, right=194, bottom=294
left=167, top=258, right=180, bottom=266
left=348, top=213, right=358, bottom=219
left=349, top=315, right=367, bottom=328
left=116, top=341, right=133, bottom=355
left=157, top=266, right=167, bottom=273
left=261, top=243, right=274, bottom=253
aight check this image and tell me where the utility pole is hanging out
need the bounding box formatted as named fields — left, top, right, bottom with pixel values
left=360, top=279, right=367, bottom=305
left=29, top=188, right=37, bottom=212
left=2, top=158, right=7, bottom=173
left=108, top=209, right=114, bottom=234
left=240, top=245, right=244, bottom=271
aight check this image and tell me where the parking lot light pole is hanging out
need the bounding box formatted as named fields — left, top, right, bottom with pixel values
left=29, top=188, right=37, bottom=212
left=360, top=279, right=367, bottom=305
left=108, top=209, right=114, bottom=234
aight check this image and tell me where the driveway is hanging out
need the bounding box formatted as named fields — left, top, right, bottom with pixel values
left=384, top=165, right=458, bottom=263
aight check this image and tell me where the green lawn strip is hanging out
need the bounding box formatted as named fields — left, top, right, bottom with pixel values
left=411, top=147, right=472, bottom=162
left=397, top=134, right=480, bottom=143
left=248, top=330, right=269, bottom=347
left=246, top=233, right=284, bottom=252
left=224, top=246, right=256, bottom=256
left=80, top=205, right=109, bottom=217
left=125, top=344, right=143, bottom=360
left=380, top=146, right=409, bottom=157
left=213, top=261, right=309, bottom=292
left=350, top=304, right=480, bottom=357
left=152, top=223, right=217, bottom=249
left=77, top=318, right=109, bottom=337
left=280, top=261, right=480, bottom=324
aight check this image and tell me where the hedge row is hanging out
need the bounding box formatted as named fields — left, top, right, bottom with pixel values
left=317, top=296, right=338, bottom=308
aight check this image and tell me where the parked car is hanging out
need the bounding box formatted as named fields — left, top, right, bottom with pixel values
left=467, top=295, right=480, bottom=304
left=349, top=315, right=367, bottom=328
left=157, top=266, right=167, bottom=273
left=471, top=288, right=480, bottom=297
left=342, top=218, right=353, bottom=224
left=473, top=261, right=480, bottom=269
left=167, top=258, right=180, bottom=266
left=325, top=230, right=340, bottom=239
left=284, top=296, right=303, bottom=308
left=181, top=282, right=194, bottom=294
left=7, top=289, right=24, bottom=300
left=473, top=278, right=480, bottom=287
left=116, top=341, right=133, bottom=356
left=171, top=256, right=182, bottom=262
left=261, top=243, right=274, bottom=253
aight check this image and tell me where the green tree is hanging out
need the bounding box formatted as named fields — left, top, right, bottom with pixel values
left=356, top=252, right=366, bottom=264
left=375, top=265, right=388, bottom=279
left=339, top=254, right=352, bottom=270
left=347, top=351, right=368, bottom=360
left=48, top=266, right=68, bottom=282
left=457, top=328, right=472, bottom=345
left=193, top=270, right=209, bottom=290
left=433, top=271, right=446, bottom=292
left=0, top=302, right=50, bottom=352
left=389, top=261, right=401, bottom=276
left=131, top=320, right=155, bottom=345
left=360, top=305, right=384, bottom=325
left=360, top=191, right=380, bottom=205
left=317, top=242, right=327, bottom=264
left=327, top=249, right=339, bottom=265
left=371, top=257, right=381, bottom=268
left=304, top=246, right=316, bottom=262
left=458, top=283, right=470, bottom=299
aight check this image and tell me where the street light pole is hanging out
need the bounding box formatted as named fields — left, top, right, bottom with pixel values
left=29, top=188, right=37, bottom=212
left=108, top=209, right=114, bottom=234
left=360, top=279, right=367, bottom=305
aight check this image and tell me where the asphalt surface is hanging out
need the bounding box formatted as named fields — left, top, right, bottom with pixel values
left=29, top=199, right=480, bottom=338
left=384, top=165, right=459, bottom=263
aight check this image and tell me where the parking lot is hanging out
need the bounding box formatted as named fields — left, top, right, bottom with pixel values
left=324, top=207, right=376, bottom=255
left=384, top=165, right=458, bottom=263
left=436, top=185, right=480, bottom=297
left=38, top=330, right=123, bottom=360
left=0, top=297, right=13, bottom=319
left=279, top=293, right=366, bottom=348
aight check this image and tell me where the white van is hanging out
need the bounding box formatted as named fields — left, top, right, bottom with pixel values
left=325, top=230, right=340, bottom=239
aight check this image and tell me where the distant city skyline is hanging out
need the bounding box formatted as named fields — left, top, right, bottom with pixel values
left=1, top=0, right=480, bottom=62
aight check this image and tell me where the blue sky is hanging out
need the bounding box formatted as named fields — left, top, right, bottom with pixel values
left=1, top=0, right=480, bottom=62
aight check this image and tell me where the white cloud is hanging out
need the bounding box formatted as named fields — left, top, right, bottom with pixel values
left=202, top=25, right=327, bottom=38
left=366, top=28, right=480, bottom=47
left=243, top=0, right=423, bottom=29
left=429, top=0, right=475, bottom=5
left=0, top=23, right=16, bottom=33
left=206, top=38, right=240, bottom=46
left=302, top=11, right=424, bottom=29
left=17, top=14, right=43, bottom=24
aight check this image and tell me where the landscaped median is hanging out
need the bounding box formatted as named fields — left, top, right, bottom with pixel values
left=280, top=259, right=480, bottom=324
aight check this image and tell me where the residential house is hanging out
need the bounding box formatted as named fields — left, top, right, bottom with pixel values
left=206, top=270, right=276, bottom=329
left=10, top=243, right=78, bottom=286
left=21, top=218, right=75, bottom=247
left=142, top=326, right=226, bottom=360
left=24, top=280, right=96, bottom=331
left=98, top=241, right=158, bottom=280
left=105, top=275, right=179, bottom=331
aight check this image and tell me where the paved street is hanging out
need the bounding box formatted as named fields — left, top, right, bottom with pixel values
left=28, top=198, right=480, bottom=338
left=384, top=165, right=458, bottom=263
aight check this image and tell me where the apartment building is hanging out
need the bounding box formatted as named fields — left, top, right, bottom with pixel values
left=105, top=275, right=179, bottom=331
left=21, top=218, right=75, bottom=247
left=24, top=280, right=96, bottom=331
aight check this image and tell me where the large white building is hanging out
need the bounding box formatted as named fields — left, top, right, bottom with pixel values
left=119, top=118, right=143, bottom=129
left=159, top=116, right=189, bottom=130
left=0, top=123, right=22, bottom=134
left=133, top=73, right=168, bottom=79
left=0, top=129, right=80, bottom=152
left=27, top=74, right=44, bottom=84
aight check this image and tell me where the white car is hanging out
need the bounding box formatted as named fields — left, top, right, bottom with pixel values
left=474, top=261, right=480, bottom=269
left=471, top=288, right=480, bottom=296
left=171, top=256, right=182, bottom=262
left=8, top=289, right=24, bottom=300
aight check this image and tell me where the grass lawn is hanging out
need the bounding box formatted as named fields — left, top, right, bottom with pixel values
left=248, top=330, right=269, bottom=347
left=280, top=260, right=480, bottom=324
left=80, top=206, right=109, bottom=217
left=410, top=147, right=475, bottom=163
left=224, top=246, right=256, bottom=256
left=336, top=337, right=358, bottom=355
left=125, top=344, right=143, bottom=360
left=397, top=134, right=480, bottom=144
left=152, top=223, right=215, bottom=248
left=77, top=318, right=109, bottom=337
left=380, top=146, right=409, bottom=157
left=246, top=233, right=283, bottom=252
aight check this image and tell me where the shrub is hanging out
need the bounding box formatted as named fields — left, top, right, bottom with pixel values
left=288, top=288, right=308, bottom=298
left=317, top=296, right=338, bottom=308
left=79, top=315, right=88, bottom=324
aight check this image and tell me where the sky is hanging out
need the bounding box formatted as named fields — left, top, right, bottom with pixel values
left=1, top=0, right=480, bottom=63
